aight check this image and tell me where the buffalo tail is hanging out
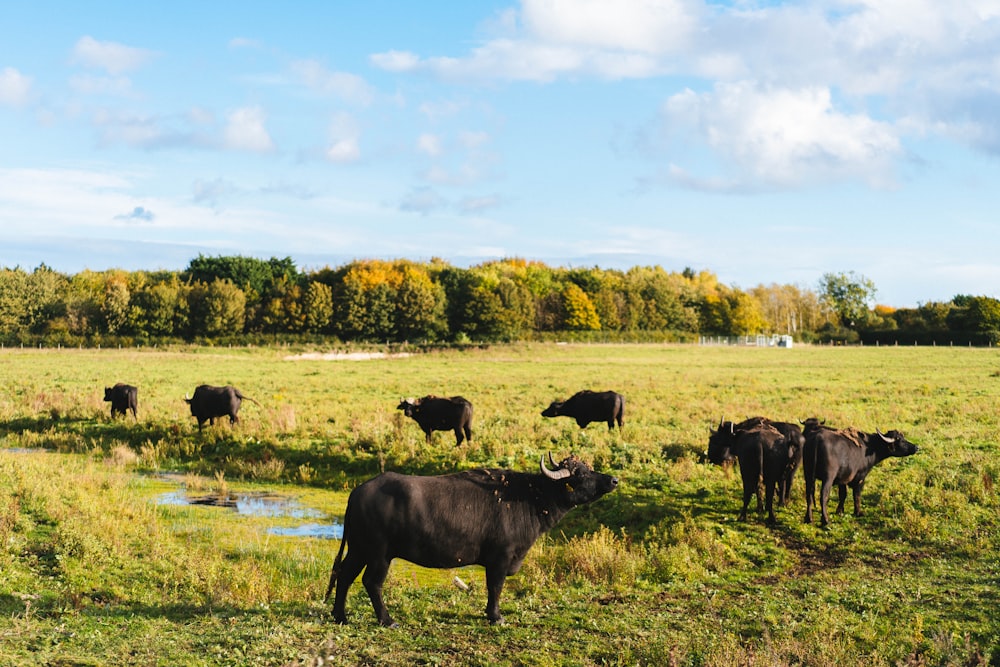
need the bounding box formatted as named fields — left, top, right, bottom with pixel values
left=323, top=513, right=350, bottom=603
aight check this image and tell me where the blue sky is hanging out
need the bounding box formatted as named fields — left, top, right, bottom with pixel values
left=2, top=0, right=1000, bottom=307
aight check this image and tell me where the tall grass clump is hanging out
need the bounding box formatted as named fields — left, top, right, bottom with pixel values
left=527, top=526, right=643, bottom=589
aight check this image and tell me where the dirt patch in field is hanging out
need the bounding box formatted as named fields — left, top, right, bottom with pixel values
left=284, top=351, right=411, bottom=361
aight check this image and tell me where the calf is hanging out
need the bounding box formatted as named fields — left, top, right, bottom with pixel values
left=802, top=421, right=919, bottom=525
left=397, top=395, right=473, bottom=446
left=104, top=383, right=138, bottom=420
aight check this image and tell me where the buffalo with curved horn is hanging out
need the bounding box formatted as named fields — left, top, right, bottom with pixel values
left=325, top=453, right=618, bottom=626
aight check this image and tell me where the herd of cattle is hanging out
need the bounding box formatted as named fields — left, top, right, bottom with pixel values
left=100, top=382, right=918, bottom=626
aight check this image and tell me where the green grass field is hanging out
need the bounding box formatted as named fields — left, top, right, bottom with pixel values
left=0, top=343, right=998, bottom=666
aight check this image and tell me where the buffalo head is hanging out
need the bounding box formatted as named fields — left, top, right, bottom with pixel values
left=540, top=452, right=618, bottom=505
left=875, top=429, right=919, bottom=456
left=540, top=401, right=564, bottom=418
left=396, top=398, right=418, bottom=417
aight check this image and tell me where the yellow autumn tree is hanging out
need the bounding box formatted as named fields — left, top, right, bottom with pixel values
left=563, top=283, right=601, bottom=331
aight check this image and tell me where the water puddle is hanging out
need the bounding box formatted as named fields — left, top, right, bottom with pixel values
left=155, top=488, right=342, bottom=539
left=268, top=523, right=342, bottom=539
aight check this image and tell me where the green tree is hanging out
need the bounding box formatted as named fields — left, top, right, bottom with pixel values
left=624, top=266, right=699, bottom=332
left=189, top=279, right=246, bottom=337
left=395, top=266, right=446, bottom=341
left=302, top=280, right=334, bottom=333
left=819, top=271, right=877, bottom=328
left=130, top=278, right=188, bottom=337
left=101, top=273, right=131, bottom=334
left=949, top=296, right=1000, bottom=331
left=0, top=267, right=32, bottom=334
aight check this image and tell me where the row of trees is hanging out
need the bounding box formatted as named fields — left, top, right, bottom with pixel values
left=0, top=256, right=997, bottom=345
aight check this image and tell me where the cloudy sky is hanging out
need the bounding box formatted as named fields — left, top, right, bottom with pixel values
left=2, top=0, right=1000, bottom=306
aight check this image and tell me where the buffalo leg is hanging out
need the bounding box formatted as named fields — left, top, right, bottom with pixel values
left=819, top=480, right=834, bottom=526
left=835, top=483, right=848, bottom=516
left=361, top=557, right=395, bottom=627
left=484, top=565, right=507, bottom=625
left=764, top=479, right=777, bottom=524
left=331, top=552, right=366, bottom=624
left=739, top=480, right=755, bottom=521
left=804, top=474, right=815, bottom=523
left=852, top=481, right=865, bottom=516
left=453, top=427, right=464, bottom=446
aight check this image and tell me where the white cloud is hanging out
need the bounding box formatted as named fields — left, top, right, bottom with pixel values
left=326, top=112, right=361, bottom=163
left=223, top=106, right=274, bottom=153
left=70, top=74, right=134, bottom=97
left=229, top=37, right=262, bottom=49
left=291, top=59, right=374, bottom=105
left=71, top=36, right=155, bottom=74
left=0, top=67, right=32, bottom=107
left=371, top=0, right=699, bottom=81
left=459, top=195, right=502, bottom=214
left=399, top=187, right=446, bottom=214
left=521, top=0, right=699, bottom=54
left=458, top=131, right=490, bottom=149
left=417, top=133, right=443, bottom=156
left=662, top=82, right=902, bottom=189
left=193, top=178, right=239, bottom=207
left=370, top=50, right=420, bottom=72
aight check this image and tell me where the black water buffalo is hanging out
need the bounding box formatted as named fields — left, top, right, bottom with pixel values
left=324, top=453, right=618, bottom=626
left=734, top=424, right=791, bottom=523
left=707, top=416, right=804, bottom=508
left=396, top=395, right=473, bottom=446
left=103, top=383, right=138, bottom=420
left=184, top=385, right=256, bottom=431
left=541, top=390, right=624, bottom=431
left=802, top=420, right=919, bottom=525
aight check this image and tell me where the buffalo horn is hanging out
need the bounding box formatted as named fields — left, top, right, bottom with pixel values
left=876, top=429, right=894, bottom=443
left=540, top=453, right=571, bottom=480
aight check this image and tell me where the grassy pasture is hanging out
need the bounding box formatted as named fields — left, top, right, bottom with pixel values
left=0, top=343, right=998, bottom=666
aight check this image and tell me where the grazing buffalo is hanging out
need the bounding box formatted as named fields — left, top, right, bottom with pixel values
left=396, top=395, right=473, bottom=446
left=184, top=385, right=257, bottom=431
left=802, top=420, right=919, bottom=526
left=103, top=383, right=138, bottom=420
left=541, top=390, right=624, bottom=431
left=324, top=454, right=619, bottom=626
left=707, top=416, right=804, bottom=508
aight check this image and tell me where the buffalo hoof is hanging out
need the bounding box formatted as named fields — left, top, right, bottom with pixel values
left=489, top=616, right=505, bottom=626
left=332, top=614, right=348, bottom=625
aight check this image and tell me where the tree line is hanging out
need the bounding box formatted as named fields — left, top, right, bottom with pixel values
left=0, top=256, right=997, bottom=346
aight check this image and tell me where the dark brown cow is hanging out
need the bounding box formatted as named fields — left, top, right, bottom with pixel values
left=104, top=383, right=137, bottom=420
left=324, top=454, right=618, bottom=626
left=397, top=395, right=473, bottom=446
left=802, top=419, right=919, bottom=525
left=707, top=416, right=804, bottom=509
left=184, top=385, right=257, bottom=431
left=541, top=390, right=624, bottom=431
